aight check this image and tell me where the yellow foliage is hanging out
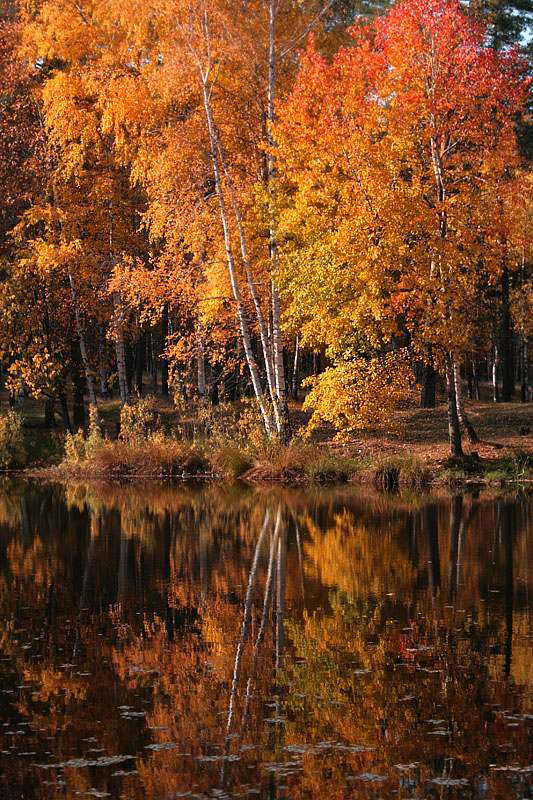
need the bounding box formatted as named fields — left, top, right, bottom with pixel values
left=302, top=350, right=412, bottom=440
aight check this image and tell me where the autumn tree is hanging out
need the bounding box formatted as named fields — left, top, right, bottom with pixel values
left=276, top=0, right=530, bottom=452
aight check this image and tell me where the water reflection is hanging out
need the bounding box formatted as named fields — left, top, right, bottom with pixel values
left=0, top=480, right=532, bottom=799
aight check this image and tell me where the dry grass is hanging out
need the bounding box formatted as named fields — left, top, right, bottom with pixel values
left=14, top=387, right=533, bottom=487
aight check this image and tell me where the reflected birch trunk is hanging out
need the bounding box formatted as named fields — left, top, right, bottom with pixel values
left=222, top=506, right=281, bottom=787
left=502, top=502, right=514, bottom=679
left=448, top=495, right=462, bottom=602
left=224, top=508, right=271, bottom=741
left=423, top=504, right=440, bottom=605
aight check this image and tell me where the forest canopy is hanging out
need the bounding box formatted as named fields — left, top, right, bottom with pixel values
left=0, top=0, right=532, bottom=456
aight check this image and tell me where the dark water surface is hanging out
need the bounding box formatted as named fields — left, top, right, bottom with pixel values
left=0, top=480, right=532, bottom=800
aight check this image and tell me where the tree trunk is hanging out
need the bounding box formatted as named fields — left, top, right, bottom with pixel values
left=492, top=342, right=500, bottom=403
left=59, top=392, right=73, bottom=433
left=161, top=303, right=169, bottom=397
left=520, top=336, right=529, bottom=403
left=98, top=324, right=109, bottom=401
left=421, top=356, right=436, bottom=408
left=447, top=494, right=463, bottom=602
left=501, top=265, right=514, bottom=401
left=125, top=336, right=133, bottom=396
left=197, top=319, right=207, bottom=401
left=291, top=336, right=299, bottom=401
left=44, top=397, right=55, bottom=429
left=272, top=282, right=291, bottom=441
left=445, top=352, right=463, bottom=456
left=112, top=291, right=129, bottom=406
left=71, top=340, right=85, bottom=429
left=150, top=331, right=158, bottom=392
left=135, top=325, right=144, bottom=397
left=200, top=71, right=273, bottom=435
left=266, top=2, right=291, bottom=441
left=68, top=267, right=101, bottom=427
left=453, top=359, right=479, bottom=443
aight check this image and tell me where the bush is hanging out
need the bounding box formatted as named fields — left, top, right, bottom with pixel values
left=0, top=410, right=26, bottom=468
left=119, top=396, right=158, bottom=445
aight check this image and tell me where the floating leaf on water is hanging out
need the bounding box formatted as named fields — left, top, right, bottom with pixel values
left=145, top=742, right=189, bottom=753
left=347, top=773, right=388, bottom=782
left=111, top=770, right=139, bottom=777
left=429, top=777, right=469, bottom=786
left=490, top=765, right=533, bottom=773
left=34, top=754, right=135, bottom=769
left=197, top=754, right=240, bottom=763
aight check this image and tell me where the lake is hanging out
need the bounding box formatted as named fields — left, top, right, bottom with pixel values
left=0, top=480, right=532, bottom=799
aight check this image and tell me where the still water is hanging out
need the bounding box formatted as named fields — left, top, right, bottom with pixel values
left=0, top=480, right=532, bottom=800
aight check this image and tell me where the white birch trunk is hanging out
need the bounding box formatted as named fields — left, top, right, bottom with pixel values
left=200, top=75, right=273, bottom=436
left=453, top=359, right=479, bottom=443
left=112, top=291, right=129, bottom=407
left=266, top=0, right=291, bottom=441
left=212, top=131, right=279, bottom=431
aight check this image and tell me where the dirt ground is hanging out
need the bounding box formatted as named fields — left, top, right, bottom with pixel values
left=290, top=390, right=533, bottom=465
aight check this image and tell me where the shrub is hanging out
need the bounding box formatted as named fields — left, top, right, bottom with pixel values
left=0, top=410, right=26, bottom=468
left=119, top=396, right=158, bottom=445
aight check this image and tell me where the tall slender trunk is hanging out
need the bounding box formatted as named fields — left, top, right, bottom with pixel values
left=71, top=339, right=85, bottom=428
left=447, top=495, right=463, bottom=602
left=272, top=282, right=291, bottom=441
left=161, top=303, right=169, bottom=396
left=501, top=265, right=514, bottom=402
left=275, top=521, right=287, bottom=675
left=222, top=507, right=281, bottom=789
left=225, top=509, right=271, bottom=741
left=98, top=324, right=109, bottom=401
left=59, top=392, right=72, bottom=433
left=453, top=359, right=479, bottom=443
left=445, top=352, right=463, bottom=456
left=200, top=72, right=273, bottom=435
left=291, top=335, right=299, bottom=400
left=68, top=268, right=101, bottom=426
left=112, top=291, right=129, bottom=406
left=520, top=336, right=529, bottom=403
left=135, top=322, right=144, bottom=397
left=267, top=0, right=291, bottom=441
left=423, top=503, right=440, bottom=606
left=492, top=342, right=500, bottom=403
left=197, top=318, right=207, bottom=400
left=421, top=345, right=436, bottom=408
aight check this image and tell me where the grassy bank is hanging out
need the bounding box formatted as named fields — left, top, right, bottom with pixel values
left=1, top=393, right=532, bottom=488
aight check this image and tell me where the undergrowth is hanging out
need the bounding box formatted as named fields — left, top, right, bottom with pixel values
left=19, top=396, right=532, bottom=488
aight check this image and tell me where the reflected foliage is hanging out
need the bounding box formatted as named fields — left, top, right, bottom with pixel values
left=0, top=481, right=532, bottom=799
